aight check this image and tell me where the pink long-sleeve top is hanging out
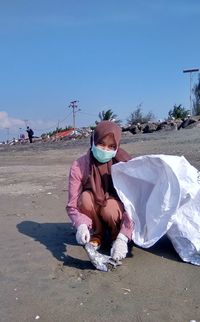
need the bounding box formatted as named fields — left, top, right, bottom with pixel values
left=66, top=150, right=134, bottom=240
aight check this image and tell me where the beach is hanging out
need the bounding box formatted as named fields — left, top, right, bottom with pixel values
left=0, top=128, right=200, bottom=322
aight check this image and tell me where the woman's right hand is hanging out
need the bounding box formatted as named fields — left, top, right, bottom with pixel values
left=76, top=224, right=90, bottom=245
left=110, top=233, right=128, bottom=261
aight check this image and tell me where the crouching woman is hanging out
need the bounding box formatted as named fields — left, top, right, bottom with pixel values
left=66, top=121, right=134, bottom=261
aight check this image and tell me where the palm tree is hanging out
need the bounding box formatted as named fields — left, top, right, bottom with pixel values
left=97, top=109, right=121, bottom=125
left=168, top=104, right=189, bottom=119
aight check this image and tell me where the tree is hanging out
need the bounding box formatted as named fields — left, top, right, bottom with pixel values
left=142, top=111, right=156, bottom=123
left=127, top=106, right=155, bottom=126
left=192, top=75, right=200, bottom=116
left=168, top=104, right=189, bottom=119
left=96, top=109, right=121, bottom=125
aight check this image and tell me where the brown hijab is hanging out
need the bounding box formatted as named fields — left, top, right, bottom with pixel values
left=85, top=121, right=131, bottom=206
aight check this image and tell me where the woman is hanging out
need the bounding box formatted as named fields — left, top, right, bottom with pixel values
left=66, top=121, right=134, bottom=261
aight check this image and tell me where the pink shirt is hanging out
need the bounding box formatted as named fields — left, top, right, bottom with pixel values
left=66, top=151, right=134, bottom=240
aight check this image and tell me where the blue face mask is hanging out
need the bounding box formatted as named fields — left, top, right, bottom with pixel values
left=91, top=143, right=117, bottom=163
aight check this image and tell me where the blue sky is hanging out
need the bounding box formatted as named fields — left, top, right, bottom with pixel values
left=0, top=0, right=200, bottom=141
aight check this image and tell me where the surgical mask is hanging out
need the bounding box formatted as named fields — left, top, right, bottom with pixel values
left=91, top=143, right=117, bottom=163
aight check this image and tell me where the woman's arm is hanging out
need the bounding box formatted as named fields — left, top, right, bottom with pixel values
left=66, top=156, right=92, bottom=229
left=120, top=211, right=134, bottom=241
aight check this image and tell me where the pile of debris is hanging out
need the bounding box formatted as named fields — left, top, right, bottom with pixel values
left=42, top=127, right=92, bottom=142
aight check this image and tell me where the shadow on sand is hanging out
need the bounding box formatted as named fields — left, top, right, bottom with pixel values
left=17, top=221, right=94, bottom=270
left=17, top=221, right=180, bottom=271
left=133, top=235, right=181, bottom=263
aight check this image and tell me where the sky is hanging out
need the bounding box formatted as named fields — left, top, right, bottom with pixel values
left=0, top=0, right=200, bottom=141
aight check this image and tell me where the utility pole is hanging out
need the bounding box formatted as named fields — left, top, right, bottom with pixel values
left=56, top=120, right=60, bottom=135
left=5, top=127, right=9, bottom=143
left=183, top=68, right=199, bottom=115
left=19, top=127, right=22, bottom=139
left=68, top=100, right=80, bottom=133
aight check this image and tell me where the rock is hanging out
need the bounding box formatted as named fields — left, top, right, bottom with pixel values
left=143, top=123, right=157, bottom=133
left=122, top=125, right=141, bottom=135
left=156, top=121, right=178, bottom=131
left=178, top=118, right=196, bottom=130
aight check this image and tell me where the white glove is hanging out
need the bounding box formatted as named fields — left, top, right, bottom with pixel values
left=110, top=233, right=128, bottom=261
left=76, top=224, right=90, bottom=245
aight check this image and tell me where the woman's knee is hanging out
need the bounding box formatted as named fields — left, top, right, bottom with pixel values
left=78, top=191, right=95, bottom=214
left=100, top=199, right=123, bottom=223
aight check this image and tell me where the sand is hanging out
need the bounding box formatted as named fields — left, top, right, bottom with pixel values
left=0, top=128, right=200, bottom=322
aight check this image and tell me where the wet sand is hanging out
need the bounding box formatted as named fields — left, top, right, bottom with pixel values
left=0, top=128, right=200, bottom=322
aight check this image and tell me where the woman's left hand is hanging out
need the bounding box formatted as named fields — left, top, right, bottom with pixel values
left=110, top=233, right=128, bottom=261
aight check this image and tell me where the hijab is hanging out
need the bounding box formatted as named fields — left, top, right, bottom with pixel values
left=85, top=121, right=131, bottom=206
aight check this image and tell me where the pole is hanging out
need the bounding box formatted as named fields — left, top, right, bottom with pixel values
left=57, top=120, right=60, bottom=134
left=5, top=127, right=9, bottom=143
left=19, top=127, right=22, bottom=140
left=73, top=109, right=75, bottom=132
left=190, top=72, right=192, bottom=114
left=68, top=100, right=79, bottom=133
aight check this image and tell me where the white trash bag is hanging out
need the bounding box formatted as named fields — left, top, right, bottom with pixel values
left=111, top=154, right=200, bottom=265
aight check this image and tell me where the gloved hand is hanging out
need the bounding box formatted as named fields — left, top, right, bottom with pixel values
left=76, top=224, right=90, bottom=245
left=110, top=233, right=128, bottom=261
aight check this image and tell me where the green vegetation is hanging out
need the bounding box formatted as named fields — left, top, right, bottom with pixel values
left=41, top=92, right=200, bottom=139
left=168, top=104, right=189, bottom=119
left=193, top=75, right=200, bottom=116
left=97, top=109, right=121, bottom=125
left=126, top=105, right=155, bottom=126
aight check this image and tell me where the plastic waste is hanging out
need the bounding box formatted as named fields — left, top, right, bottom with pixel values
left=111, top=155, right=200, bottom=265
left=84, top=242, right=121, bottom=272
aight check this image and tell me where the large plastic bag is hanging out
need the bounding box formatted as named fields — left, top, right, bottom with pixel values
left=111, top=155, right=200, bottom=265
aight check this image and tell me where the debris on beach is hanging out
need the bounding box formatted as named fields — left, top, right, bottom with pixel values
left=35, top=316, right=40, bottom=320
left=84, top=242, right=121, bottom=272
left=121, top=288, right=131, bottom=293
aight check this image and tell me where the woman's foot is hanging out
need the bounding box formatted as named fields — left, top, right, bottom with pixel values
left=89, top=235, right=102, bottom=250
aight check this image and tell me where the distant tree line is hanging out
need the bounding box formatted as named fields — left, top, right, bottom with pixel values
left=41, top=75, right=200, bottom=137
